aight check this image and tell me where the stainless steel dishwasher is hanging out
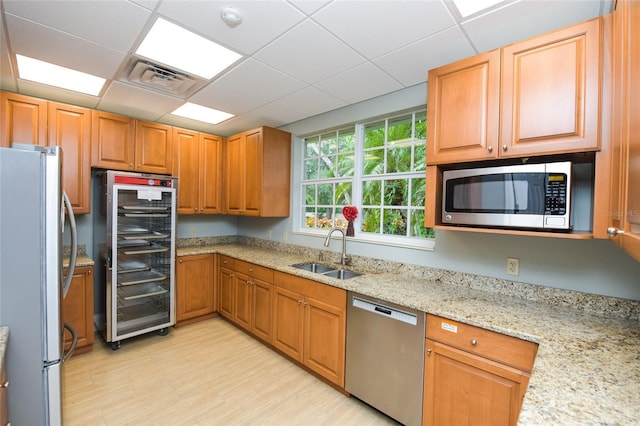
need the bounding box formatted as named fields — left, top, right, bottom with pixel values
left=345, top=291, right=425, bottom=426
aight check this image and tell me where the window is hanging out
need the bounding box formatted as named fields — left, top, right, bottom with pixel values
left=300, top=110, right=435, bottom=246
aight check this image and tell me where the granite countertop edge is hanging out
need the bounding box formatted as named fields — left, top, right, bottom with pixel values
left=177, top=243, right=640, bottom=425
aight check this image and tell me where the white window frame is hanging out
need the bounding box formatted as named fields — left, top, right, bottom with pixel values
left=293, top=109, right=435, bottom=251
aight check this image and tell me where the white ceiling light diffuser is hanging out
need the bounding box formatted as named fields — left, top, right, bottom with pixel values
left=136, top=18, right=242, bottom=80
left=15, top=54, right=106, bottom=96
left=452, top=0, right=507, bottom=17
left=171, top=103, right=234, bottom=125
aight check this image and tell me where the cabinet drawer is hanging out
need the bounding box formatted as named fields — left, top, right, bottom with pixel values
left=426, top=314, right=537, bottom=372
left=219, top=255, right=236, bottom=270
left=235, top=259, right=273, bottom=282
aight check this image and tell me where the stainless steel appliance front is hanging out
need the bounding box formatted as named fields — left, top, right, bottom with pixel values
left=345, top=292, right=425, bottom=426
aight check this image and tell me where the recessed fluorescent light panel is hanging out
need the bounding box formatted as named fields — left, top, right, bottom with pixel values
left=171, top=103, right=234, bottom=125
left=16, top=54, right=106, bottom=95
left=452, top=0, right=507, bottom=17
left=136, top=18, right=242, bottom=80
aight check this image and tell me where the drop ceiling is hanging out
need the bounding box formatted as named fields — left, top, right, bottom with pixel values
left=0, top=0, right=613, bottom=137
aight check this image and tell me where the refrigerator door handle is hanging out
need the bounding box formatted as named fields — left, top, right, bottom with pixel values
left=62, top=322, right=78, bottom=361
left=62, top=190, right=77, bottom=298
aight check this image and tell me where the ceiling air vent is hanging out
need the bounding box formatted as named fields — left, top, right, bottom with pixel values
left=126, top=60, right=204, bottom=96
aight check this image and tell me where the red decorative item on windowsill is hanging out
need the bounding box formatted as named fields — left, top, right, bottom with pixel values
left=342, top=206, right=358, bottom=237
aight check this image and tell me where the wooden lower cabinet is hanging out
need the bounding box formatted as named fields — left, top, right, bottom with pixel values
left=63, top=266, right=94, bottom=355
left=273, top=271, right=346, bottom=387
left=176, top=254, right=216, bottom=324
left=423, top=314, right=538, bottom=426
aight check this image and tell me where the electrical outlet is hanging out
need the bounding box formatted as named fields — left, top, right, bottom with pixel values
left=190, top=227, right=197, bottom=236
left=506, top=257, right=520, bottom=276
left=267, top=230, right=272, bottom=239
left=282, top=231, right=288, bottom=241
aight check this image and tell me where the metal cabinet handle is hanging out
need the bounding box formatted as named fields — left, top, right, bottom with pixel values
left=470, top=339, right=478, bottom=346
left=179, top=259, right=183, bottom=263
left=426, top=349, right=432, bottom=355
left=502, top=145, right=507, bottom=152
left=1, top=380, right=9, bottom=388
left=248, top=268, right=253, bottom=272
left=297, top=300, right=302, bottom=305
left=488, top=146, right=493, bottom=153
left=607, top=227, right=625, bottom=237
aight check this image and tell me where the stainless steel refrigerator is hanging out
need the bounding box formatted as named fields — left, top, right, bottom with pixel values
left=0, top=144, right=78, bottom=425
left=94, top=170, right=176, bottom=350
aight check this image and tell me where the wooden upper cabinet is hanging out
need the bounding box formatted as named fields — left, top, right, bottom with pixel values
left=91, top=110, right=135, bottom=170
left=427, top=18, right=602, bottom=165
left=135, top=120, right=172, bottom=174
left=427, top=50, right=501, bottom=164
left=224, top=126, right=291, bottom=217
left=48, top=102, right=92, bottom=214
left=173, top=128, right=222, bottom=214
left=501, top=18, right=602, bottom=157
left=1, top=91, right=48, bottom=147
left=606, top=0, right=640, bottom=261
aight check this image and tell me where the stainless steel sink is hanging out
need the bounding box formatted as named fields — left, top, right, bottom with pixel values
left=323, top=269, right=362, bottom=280
left=291, top=262, right=336, bottom=274
left=290, top=262, right=363, bottom=280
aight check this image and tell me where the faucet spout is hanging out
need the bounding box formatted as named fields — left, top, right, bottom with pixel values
left=324, top=227, right=352, bottom=266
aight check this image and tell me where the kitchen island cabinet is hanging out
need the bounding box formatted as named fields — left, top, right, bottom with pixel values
left=273, top=271, right=346, bottom=388
left=176, top=254, right=216, bottom=325
left=423, top=314, right=538, bottom=426
left=224, top=126, right=291, bottom=217
left=63, top=266, right=94, bottom=355
left=173, top=128, right=223, bottom=214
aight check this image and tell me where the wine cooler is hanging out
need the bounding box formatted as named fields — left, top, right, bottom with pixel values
left=94, top=171, right=177, bottom=350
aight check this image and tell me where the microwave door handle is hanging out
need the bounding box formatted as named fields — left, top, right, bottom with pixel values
left=62, top=191, right=77, bottom=298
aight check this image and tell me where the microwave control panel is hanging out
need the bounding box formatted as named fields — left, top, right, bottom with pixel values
left=544, top=174, right=567, bottom=215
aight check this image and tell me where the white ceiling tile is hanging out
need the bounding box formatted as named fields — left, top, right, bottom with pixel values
left=255, top=19, right=365, bottom=84
left=288, top=0, right=332, bottom=15
left=315, top=62, right=403, bottom=104
left=269, top=86, right=347, bottom=119
left=313, top=0, right=455, bottom=59
left=5, top=14, right=126, bottom=79
left=98, top=81, right=184, bottom=121
left=463, top=0, right=604, bottom=53
left=374, top=26, right=477, bottom=86
left=157, top=0, right=306, bottom=55
left=189, top=59, right=306, bottom=114
left=2, top=0, right=151, bottom=52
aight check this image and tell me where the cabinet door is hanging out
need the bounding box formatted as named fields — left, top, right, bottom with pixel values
left=608, top=0, right=640, bottom=260
left=48, top=102, right=91, bottom=214
left=1, top=92, right=47, bottom=147
left=426, top=50, right=501, bottom=164
left=423, top=339, right=529, bottom=426
left=243, top=128, right=263, bottom=216
left=272, top=286, right=304, bottom=362
left=200, top=133, right=223, bottom=214
left=62, top=266, right=94, bottom=354
left=233, top=273, right=252, bottom=331
left=303, top=296, right=346, bottom=387
left=252, top=278, right=273, bottom=343
left=176, top=254, right=215, bottom=322
left=135, top=120, right=173, bottom=174
left=173, top=128, right=201, bottom=214
left=224, top=132, right=245, bottom=214
left=218, top=267, right=234, bottom=319
left=91, top=110, right=135, bottom=170
left=501, top=18, right=601, bottom=157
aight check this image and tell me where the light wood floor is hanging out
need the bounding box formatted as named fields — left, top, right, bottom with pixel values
left=63, top=318, right=398, bottom=425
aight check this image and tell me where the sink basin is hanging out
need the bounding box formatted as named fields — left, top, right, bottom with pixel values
left=290, top=262, right=363, bottom=280
left=322, top=269, right=363, bottom=280
left=291, top=262, right=335, bottom=274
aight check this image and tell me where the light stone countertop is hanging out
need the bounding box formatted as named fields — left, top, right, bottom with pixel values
left=177, top=241, right=640, bottom=425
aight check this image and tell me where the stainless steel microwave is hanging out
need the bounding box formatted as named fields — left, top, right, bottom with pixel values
left=442, top=161, right=572, bottom=230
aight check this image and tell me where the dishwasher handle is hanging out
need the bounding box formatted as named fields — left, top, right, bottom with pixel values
left=352, top=296, right=418, bottom=326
